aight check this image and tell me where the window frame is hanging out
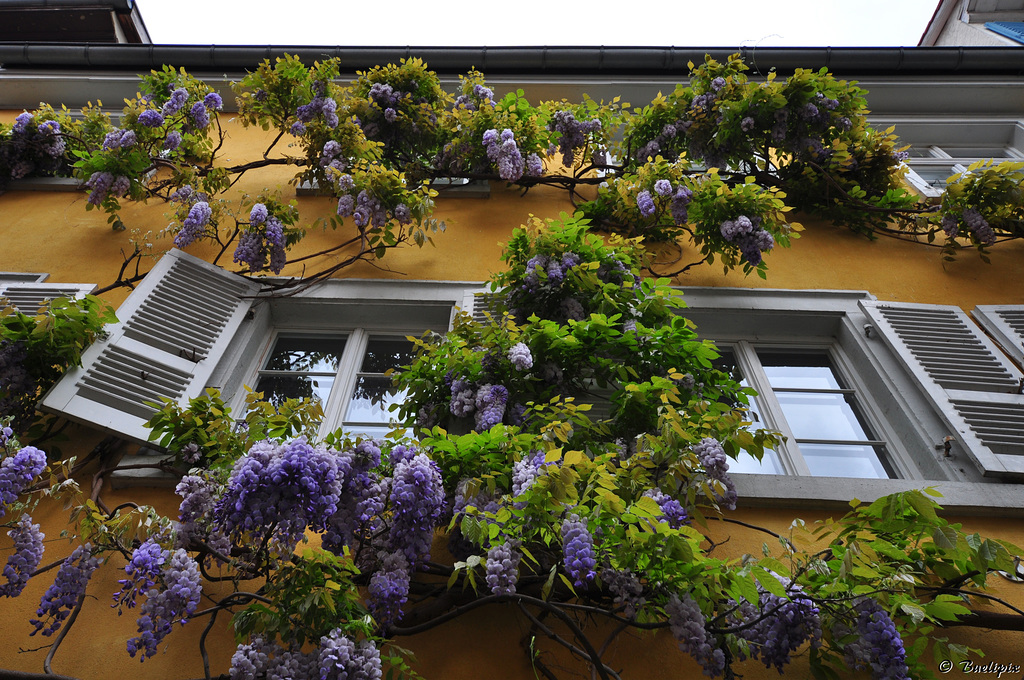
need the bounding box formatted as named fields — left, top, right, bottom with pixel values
left=719, top=340, right=900, bottom=479
left=677, top=287, right=1024, bottom=510
left=868, top=117, right=1024, bottom=197
left=216, top=278, right=476, bottom=437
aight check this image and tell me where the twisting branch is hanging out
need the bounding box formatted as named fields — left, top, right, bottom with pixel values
left=42, top=593, right=86, bottom=675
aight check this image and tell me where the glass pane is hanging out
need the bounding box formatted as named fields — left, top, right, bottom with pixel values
left=338, top=425, right=393, bottom=440
left=346, top=377, right=407, bottom=422
left=728, top=449, right=783, bottom=475
left=800, top=443, right=890, bottom=479
left=905, top=146, right=938, bottom=158
left=255, top=374, right=334, bottom=407
left=759, top=352, right=841, bottom=390
left=360, top=337, right=415, bottom=373
left=776, top=392, right=869, bottom=441
left=264, top=336, right=345, bottom=373
left=908, top=163, right=959, bottom=187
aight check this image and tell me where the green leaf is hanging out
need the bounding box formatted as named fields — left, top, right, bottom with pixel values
left=906, top=490, right=939, bottom=523
left=900, top=602, right=927, bottom=625
left=752, top=567, right=787, bottom=598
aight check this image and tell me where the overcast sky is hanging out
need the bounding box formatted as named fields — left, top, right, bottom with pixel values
left=139, top=0, right=940, bottom=47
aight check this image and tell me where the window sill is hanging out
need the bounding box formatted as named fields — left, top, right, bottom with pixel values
left=6, top=176, right=82, bottom=192
left=734, top=473, right=1024, bottom=517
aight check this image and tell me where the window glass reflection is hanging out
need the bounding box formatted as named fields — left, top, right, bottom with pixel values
left=255, top=375, right=334, bottom=407
left=344, top=336, right=414, bottom=428
left=263, top=337, right=345, bottom=373
left=775, top=392, right=869, bottom=441
left=360, top=337, right=415, bottom=373
left=759, top=352, right=842, bottom=390
left=800, top=443, right=890, bottom=479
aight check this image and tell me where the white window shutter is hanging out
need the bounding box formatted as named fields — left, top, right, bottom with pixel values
left=0, top=283, right=96, bottom=313
left=468, top=289, right=505, bottom=326
left=860, top=300, right=1024, bottom=478
left=41, top=249, right=260, bottom=444
left=973, top=305, right=1024, bottom=369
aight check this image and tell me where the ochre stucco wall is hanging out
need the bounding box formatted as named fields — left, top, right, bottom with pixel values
left=3, top=110, right=1024, bottom=679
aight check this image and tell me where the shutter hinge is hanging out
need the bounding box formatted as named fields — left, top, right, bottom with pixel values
left=864, top=324, right=874, bottom=338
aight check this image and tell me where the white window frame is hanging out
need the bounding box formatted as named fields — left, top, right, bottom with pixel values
left=869, top=117, right=1024, bottom=197
left=248, top=329, right=423, bottom=440
left=216, top=278, right=478, bottom=439
left=718, top=339, right=901, bottom=479
left=678, top=287, right=1024, bottom=513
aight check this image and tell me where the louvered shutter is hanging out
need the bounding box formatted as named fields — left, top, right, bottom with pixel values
left=973, top=305, right=1024, bottom=369
left=987, top=21, right=1024, bottom=45
left=470, top=290, right=504, bottom=325
left=0, top=283, right=96, bottom=313
left=41, top=249, right=260, bottom=444
left=861, top=300, right=1024, bottom=478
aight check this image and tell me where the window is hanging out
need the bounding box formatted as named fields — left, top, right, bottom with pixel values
left=681, top=287, right=1024, bottom=489
left=870, top=118, right=1024, bottom=197
left=716, top=345, right=892, bottom=479
left=254, top=332, right=417, bottom=438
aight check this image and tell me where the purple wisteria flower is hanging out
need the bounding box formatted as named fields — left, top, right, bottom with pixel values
left=162, top=88, right=189, bottom=116
left=486, top=540, right=521, bottom=595
left=137, top=110, right=164, bottom=128
left=174, top=201, right=212, bottom=248
left=483, top=128, right=525, bottom=181
left=602, top=568, right=645, bottom=618
left=163, top=130, right=182, bottom=151
left=189, top=101, right=210, bottom=129
left=249, top=203, right=268, bottom=226
left=126, top=548, right=202, bottom=660
left=0, top=514, right=44, bottom=598
left=643, top=489, right=688, bottom=529
left=214, top=437, right=342, bottom=550
left=666, top=592, right=725, bottom=676
left=0, top=446, right=47, bottom=513
left=636, top=190, right=656, bottom=217
left=474, top=384, right=508, bottom=430
left=203, top=92, right=223, bottom=110
left=387, top=452, right=444, bottom=565
left=693, top=437, right=737, bottom=510
left=508, top=342, right=533, bottom=371
left=30, top=544, right=100, bottom=636
left=561, top=514, right=596, bottom=587
left=367, top=551, right=410, bottom=627
left=112, top=538, right=166, bottom=612
left=842, top=598, right=909, bottom=680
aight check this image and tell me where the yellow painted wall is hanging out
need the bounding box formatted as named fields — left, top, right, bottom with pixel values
left=3, top=109, right=1024, bottom=679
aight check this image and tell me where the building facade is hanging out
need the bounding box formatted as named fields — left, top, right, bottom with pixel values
left=2, top=45, right=1024, bottom=679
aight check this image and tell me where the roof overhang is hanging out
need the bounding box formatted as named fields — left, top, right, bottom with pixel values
left=1, top=45, right=1023, bottom=116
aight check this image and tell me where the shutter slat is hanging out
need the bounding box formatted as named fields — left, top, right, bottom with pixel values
left=973, top=305, right=1024, bottom=369
left=41, top=249, right=259, bottom=444
left=0, top=284, right=96, bottom=313
left=862, top=300, right=1024, bottom=478
left=471, top=291, right=505, bottom=326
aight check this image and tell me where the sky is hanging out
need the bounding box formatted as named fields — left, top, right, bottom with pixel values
left=139, top=0, right=941, bottom=47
